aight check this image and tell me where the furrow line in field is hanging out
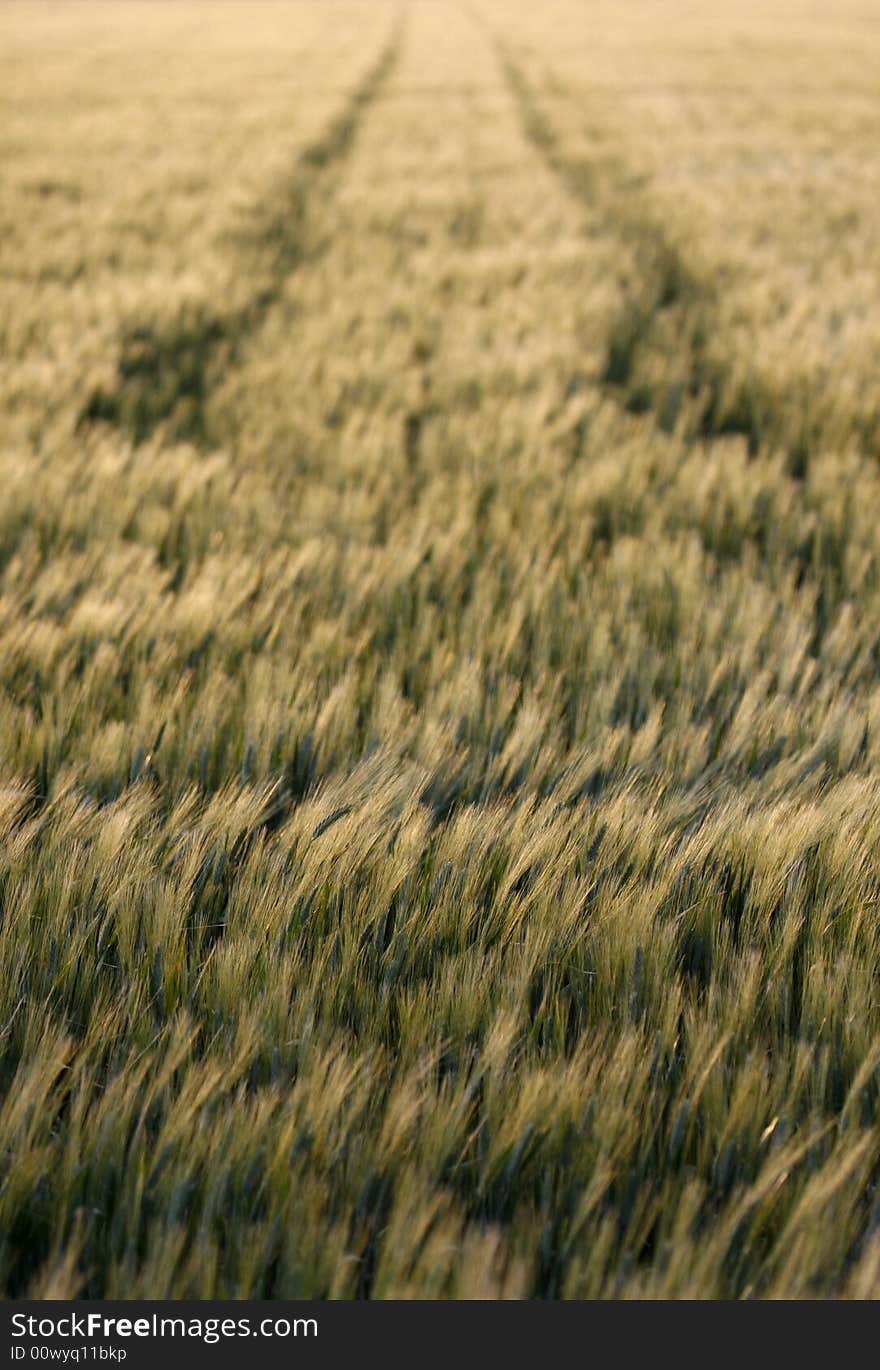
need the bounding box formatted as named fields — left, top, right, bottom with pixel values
left=76, top=8, right=407, bottom=449
left=494, top=37, right=879, bottom=472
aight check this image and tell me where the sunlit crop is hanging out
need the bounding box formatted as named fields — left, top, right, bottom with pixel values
left=2, top=0, right=880, bottom=1298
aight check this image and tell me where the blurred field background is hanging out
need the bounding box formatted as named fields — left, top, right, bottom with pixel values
left=3, top=0, right=880, bottom=1297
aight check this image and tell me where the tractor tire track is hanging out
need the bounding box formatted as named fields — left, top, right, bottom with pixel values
left=494, top=35, right=879, bottom=473
left=78, top=10, right=406, bottom=449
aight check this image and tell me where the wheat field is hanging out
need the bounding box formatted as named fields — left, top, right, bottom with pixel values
left=2, top=0, right=880, bottom=1299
